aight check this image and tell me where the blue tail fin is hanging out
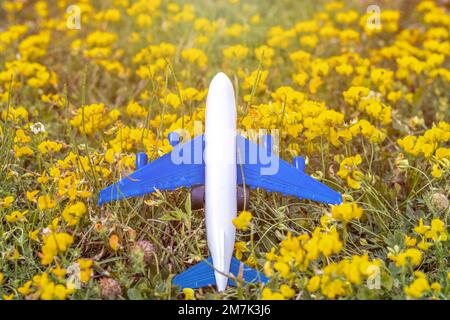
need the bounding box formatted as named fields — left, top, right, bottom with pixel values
left=172, top=257, right=268, bottom=290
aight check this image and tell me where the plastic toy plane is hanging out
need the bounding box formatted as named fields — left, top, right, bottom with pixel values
left=98, top=72, right=342, bottom=292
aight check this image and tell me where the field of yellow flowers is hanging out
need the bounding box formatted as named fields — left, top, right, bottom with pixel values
left=0, top=0, right=449, bottom=300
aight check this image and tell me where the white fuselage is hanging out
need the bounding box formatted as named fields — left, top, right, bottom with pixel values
left=204, top=72, right=237, bottom=292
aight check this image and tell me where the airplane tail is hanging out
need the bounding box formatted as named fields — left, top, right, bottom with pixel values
left=172, top=256, right=268, bottom=290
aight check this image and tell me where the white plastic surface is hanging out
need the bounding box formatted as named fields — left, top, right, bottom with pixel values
left=204, top=72, right=237, bottom=292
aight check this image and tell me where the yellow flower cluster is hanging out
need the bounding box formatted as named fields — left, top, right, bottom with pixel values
left=62, top=202, right=87, bottom=226
left=307, top=254, right=382, bottom=299
left=398, top=122, right=450, bottom=178
left=37, top=140, right=63, bottom=155
left=264, top=220, right=385, bottom=299
left=264, top=227, right=343, bottom=278
left=388, top=248, right=423, bottom=268
left=337, top=155, right=363, bottom=189
left=19, top=272, right=74, bottom=300
left=330, top=202, right=363, bottom=223
left=5, top=210, right=28, bottom=223
left=40, top=230, right=74, bottom=265
left=232, top=210, right=253, bottom=231
left=70, top=103, right=118, bottom=135
left=223, top=45, right=249, bottom=61
left=404, top=271, right=441, bottom=299
left=181, top=48, right=208, bottom=69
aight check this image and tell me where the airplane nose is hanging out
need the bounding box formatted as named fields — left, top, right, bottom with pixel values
left=206, top=72, right=236, bottom=131
left=210, top=72, right=232, bottom=88
left=207, top=73, right=235, bottom=107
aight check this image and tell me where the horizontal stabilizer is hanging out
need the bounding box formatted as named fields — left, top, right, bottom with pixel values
left=172, top=257, right=268, bottom=290
left=172, top=257, right=216, bottom=290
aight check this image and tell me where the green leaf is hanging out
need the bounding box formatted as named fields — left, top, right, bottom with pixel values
left=127, top=288, right=143, bottom=300
left=160, top=209, right=183, bottom=221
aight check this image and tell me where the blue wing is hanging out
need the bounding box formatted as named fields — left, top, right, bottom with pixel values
left=98, top=134, right=205, bottom=205
left=98, top=134, right=342, bottom=206
left=236, top=136, right=342, bottom=205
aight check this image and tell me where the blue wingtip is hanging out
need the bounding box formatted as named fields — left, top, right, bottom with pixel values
left=97, top=184, right=123, bottom=206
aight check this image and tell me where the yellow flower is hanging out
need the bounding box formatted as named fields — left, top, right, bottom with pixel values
left=28, top=229, right=39, bottom=242
left=223, top=45, right=249, bottom=61
left=232, top=210, right=253, bottom=231
left=234, top=241, right=249, bottom=260
left=2, top=294, right=14, bottom=300
left=273, top=261, right=290, bottom=278
left=261, top=288, right=285, bottom=300
left=126, top=101, right=148, bottom=118
left=245, top=255, right=257, bottom=268
left=37, top=140, right=63, bottom=155
left=6, top=247, right=20, bottom=261
left=317, top=228, right=343, bottom=257
left=265, top=247, right=277, bottom=261
left=51, top=265, right=67, bottom=280
left=307, top=275, right=321, bottom=293
left=70, top=103, right=111, bottom=135
left=254, top=45, right=274, bottom=66
left=343, top=86, right=369, bottom=105
left=424, top=219, right=447, bottom=242
left=18, top=281, right=32, bottom=295
left=1, top=106, right=29, bottom=122
left=14, top=145, right=34, bottom=158
left=14, top=129, right=31, bottom=143
left=293, top=71, right=309, bottom=87
left=62, top=202, right=87, bottom=226
left=370, top=68, right=394, bottom=93
left=26, top=190, right=39, bottom=202
left=40, top=232, right=74, bottom=265
left=271, top=86, right=305, bottom=105
left=5, top=210, right=28, bottom=223
left=321, top=278, right=348, bottom=299
left=183, top=288, right=195, bottom=300
left=279, top=284, right=296, bottom=299
left=413, top=218, right=430, bottom=235
left=86, top=31, right=117, bottom=47
left=181, top=48, right=208, bottom=68
left=0, top=272, right=3, bottom=284
left=263, top=261, right=274, bottom=277
left=331, top=202, right=363, bottom=223
left=250, top=14, right=260, bottom=25
left=109, top=234, right=120, bottom=251
left=37, top=195, right=56, bottom=210
left=1, top=195, right=14, bottom=208
left=404, top=235, right=417, bottom=247
left=300, top=34, right=318, bottom=48
left=337, top=155, right=364, bottom=189
left=161, top=93, right=181, bottom=108
left=404, top=277, right=430, bottom=299
left=225, top=23, right=248, bottom=38
left=77, top=259, right=93, bottom=283
left=32, top=272, right=72, bottom=300
left=430, top=282, right=441, bottom=293
left=389, top=248, right=422, bottom=268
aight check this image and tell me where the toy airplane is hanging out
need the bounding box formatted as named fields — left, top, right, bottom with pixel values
left=98, top=72, right=342, bottom=292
